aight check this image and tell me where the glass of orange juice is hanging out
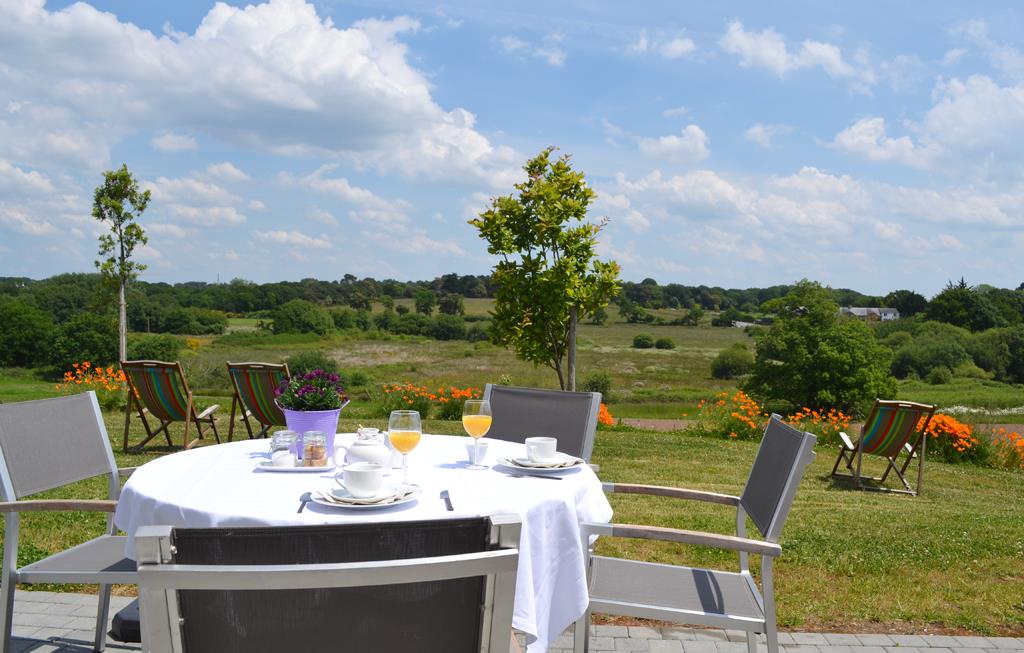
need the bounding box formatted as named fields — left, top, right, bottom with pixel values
left=388, top=410, right=422, bottom=485
left=462, top=399, right=492, bottom=470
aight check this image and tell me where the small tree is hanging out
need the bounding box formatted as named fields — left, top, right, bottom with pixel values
left=93, top=164, right=150, bottom=362
left=471, top=147, right=620, bottom=390
left=438, top=293, right=465, bottom=316
left=414, top=289, right=437, bottom=316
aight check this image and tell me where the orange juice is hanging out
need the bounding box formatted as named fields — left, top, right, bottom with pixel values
left=389, top=429, right=421, bottom=454
left=462, top=414, right=492, bottom=439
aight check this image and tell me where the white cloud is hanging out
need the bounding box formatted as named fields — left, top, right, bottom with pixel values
left=638, top=125, right=709, bottom=162
left=630, top=31, right=696, bottom=59
left=832, top=117, right=932, bottom=167
left=662, top=106, right=688, bottom=118
left=594, top=192, right=650, bottom=233
left=147, top=222, right=191, bottom=239
left=206, top=162, right=249, bottom=182
left=0, top=0, right=518, bottom=184
left=718, top=21, right=875, bottom=90
left=500, top=33, right=566, bottom=67
left=955, top=20, right=1024, bottom=81
left=308, top=207, right=338, bottom=225
left=167, top=205, right=246, bottom=226
left=744, top=123, right=791, bottom=148
left=0, top=160, right=55, bottom=194
left=943, top=48, right=967, bottom=66
left=0, top=204, right=57, bottom=235
left=151, top=132, right=198, bottom=152
left=280, top=165, right=412, bottom=224
left=256, top=230, right=330, bottom=249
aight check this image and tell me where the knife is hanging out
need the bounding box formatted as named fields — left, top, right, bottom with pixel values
left=440, top=489, right=453, bottom=511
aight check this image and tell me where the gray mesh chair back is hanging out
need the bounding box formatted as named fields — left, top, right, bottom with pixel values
left=136, top=516, right=521, bottom=653
left=483, top=384, right=601, bottom=461
left=740, top=415, right=816, bottom=541
left=0, top=392, right=117, bottom=499
left=0, top=391, right=133, bottom=653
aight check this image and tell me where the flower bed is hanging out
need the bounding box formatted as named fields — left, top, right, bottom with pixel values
left=56, top=362, right=127, bottom=410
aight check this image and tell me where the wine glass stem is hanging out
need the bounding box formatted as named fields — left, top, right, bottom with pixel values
left=403, top=453, right=409, bottom=485
left=473, top=438, right=480, bottom=465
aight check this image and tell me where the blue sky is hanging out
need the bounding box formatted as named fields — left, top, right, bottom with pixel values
left=1, top=0, right=1022, bottom=296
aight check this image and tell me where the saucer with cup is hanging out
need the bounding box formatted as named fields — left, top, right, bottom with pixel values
left=525, top=437, right=560, bottom=464
left=334, top=462, right=385, bottom=499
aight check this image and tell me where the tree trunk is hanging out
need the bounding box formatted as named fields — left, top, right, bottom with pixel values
left=567, top=305, right=577, bottom=391
left=118, top=282, right=127, bottom=362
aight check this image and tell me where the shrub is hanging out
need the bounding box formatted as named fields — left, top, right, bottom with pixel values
left=581, top=371, right=613, bottom=401
left=331, top=308, right=358, bottom=329
left=927, top=366, right=953, bottom=385
left=892, top=333, right=970, bottom=379
left=55, top=362, right=127, bottom=411
left=655, top=337, right=676, bottom=350
left=784, top=407, right=851, bottom=447
left=466, top=324, right=489, bottom=342
left=393, top=313, right=431, bottom=336
left=989, top=427, right=1024, bottom=470
left=347, top=370, right=369, bottom=387
left=286, top=350, right=339, bottom=377
left=711, top=345, right=754, bottom=379
left=632, top=333, right=654, bottom=349
left=881, top=331, right=913, bottom=350
left=692, top=391, right=767, bottom=440
left=128, top=334, right=181, bottom=361
left=0, top=299, right=55, bottom=367
left=970, top=325, right=1024, bottom=383
left=952, top=361, right=989, bottom=379
left=50, top=313, right=118, bottom=372
left=160, top=307, right=228, bottom=335
left=924, top=414, right=988, bottom=465
left=272, top=300, right=333, bottom=335
left=429, top=314, right=467, bottom=341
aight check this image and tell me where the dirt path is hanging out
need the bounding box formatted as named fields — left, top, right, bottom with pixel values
left=619, top=418, right=693, bottom=431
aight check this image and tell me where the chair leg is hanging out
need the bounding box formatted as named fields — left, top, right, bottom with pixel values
left=747, top=631, right=759, bottom=653
left=93, top=583, right=111, bottom=651
left=0, top=569, right=15, bottom=653
left=228, top=396, right=238, bottom=442
left=573, top=609, right=590, bottom=653
left=765, top=624, right=779, bottom=653
left=122, top=397, right=133, bottom=453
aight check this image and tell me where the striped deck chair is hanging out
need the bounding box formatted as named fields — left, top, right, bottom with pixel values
left=121, top=360, right=220, bottom=452
left=831, top=399, right=936, bottom=495
left=226, top=362, right=290, bottom=441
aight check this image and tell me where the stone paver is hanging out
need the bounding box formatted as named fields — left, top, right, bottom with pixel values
left=10, top=590, right=1024, bottom=653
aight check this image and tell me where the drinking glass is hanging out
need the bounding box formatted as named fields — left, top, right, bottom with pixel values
left=462, top=399, right=492, bottom=470
left=388, top=410, right=422, bottom=485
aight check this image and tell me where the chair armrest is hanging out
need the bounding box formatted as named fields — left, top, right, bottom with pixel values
left=584, top=522, right=782, bottom=557
left=604, top=482, right=739, bottom=506
left=0, top=500, right=118, bottom=513
left=118, top=467, right=138, bottom=477
left=196, top=404, right=220, bottom=419
left=839, top=431, right=855, bottom=450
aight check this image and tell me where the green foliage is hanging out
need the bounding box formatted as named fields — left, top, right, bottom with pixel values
left=632, top=333, right=654, bottom=349
left=466, top=324, right=489, bottom=342
left=395, top=304, right=410, bottom=315
left=470, top=147, right=621, bottom=389
left=884, top=289, right=928, bottom=317
left=654, top=337, right=676, bottom=350
left=286, top=350, right=340, bottom=377
left=927, top=366, right=953, bottom=385
left=971, top=325, right=1024, bottom=382
left=881, top=331, right=913, bottom=350
left=429, top=314, right=467, bottom=340
left=744, top=280, right=896, bottom=413
left=50, top=313, right=119, bottom=371
left=952, top=361, right=989, bottom=379
left=272, top=299, right=333, bottom=335
left=673, top=305, right=704, bottom=326
left=890, top=322, right=972, bottom=379
left=161, top=307, right=227, bottom=335
left=711, top=344, right=754, bottom=379
left=926, top=279, right=1005, bottom=332
left=414, top=289, right=436, bottom=315
left=128, top=334, right=181, bottom=362
left=438, top=293, right=465, bottom=315
left=580, top=371, right=613, bottom=401
left=276, top=369, right=347, bottom=411
left=331, top=307, right=358, bottom=329
left=0, top=299, right=55, bottom=367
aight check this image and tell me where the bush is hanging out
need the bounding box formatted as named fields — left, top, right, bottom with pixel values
left=0, top=299, right=55, bottom=367
left=128, top=334, right=181, bottom=361
left=50, top=313, right=119, bottom=372
left=347, top=370, right=369, bottom=387
left=160, top=307, right=228, bottom=335
left=655, top=337, right=675, bottom=350
left=429, top=314, right=466, bottom=340
left=581, top=371, right=613, bottom=401
left=272, top=300, right=333, bottom=335
left=393, top=313, right=431, bottom=336
left=711, top=344, right=754, bottom=379
left=952, top=361, right=989, bottom=379
left=881, top=331, right=913, bottom=350
left=632, top=333, right=654, bottom=349
left=466, top=324, right=489, bottom=342
left=331, top=308, right=358, bottom=330
left=286, top=350, right=339, bottom=377
left=891, top=324, right=971, bottom=379
left=927, top=366, right=953, bottom=385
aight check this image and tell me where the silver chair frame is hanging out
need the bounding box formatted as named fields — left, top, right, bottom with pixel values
left=0, top=391, right=137, bottom=652
left=573, top=418, right=816, bottom=653
left=135, top=515, right=522, bottom=653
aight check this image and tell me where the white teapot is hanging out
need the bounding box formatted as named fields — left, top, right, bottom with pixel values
left=335, top=428, right=394, bottom=468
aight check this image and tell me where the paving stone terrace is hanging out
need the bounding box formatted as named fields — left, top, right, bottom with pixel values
left=11, top=591, right=1024, bottom=653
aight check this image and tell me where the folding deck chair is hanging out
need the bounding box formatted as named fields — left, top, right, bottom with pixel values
left=831, top=399, right=936, bottom=495
left=226, top=361, right=289, bottom=440
left=121, top=360, right=220, bottom=452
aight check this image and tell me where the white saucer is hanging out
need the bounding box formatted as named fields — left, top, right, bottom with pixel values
left=497, top=455, right=583, bottom=473
left=331, top=483, right=404, bottom=502
left=257, top=461, right=334, bottom=472
left=511, top=453, right=580, bottom=468
left=310, top=484, right=420, bottom=510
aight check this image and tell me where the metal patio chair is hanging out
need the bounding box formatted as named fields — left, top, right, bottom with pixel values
left=121, top=360, right=219, bottom=452
left=226, top=361, right=290, bottom=440
left=135, top=516, right=521, bottom=653
left=831, top=399, right=936, bottom=495
left=573, top=415, right=817, bottom=653
left=0, top=391, right=137, bottom=652
left=483, top=384, right=602, bottom=461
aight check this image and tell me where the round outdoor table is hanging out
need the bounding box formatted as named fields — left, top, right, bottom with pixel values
left=114, top=435, right=613, bottom=653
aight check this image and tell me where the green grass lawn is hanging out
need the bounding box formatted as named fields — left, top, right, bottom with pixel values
left=5, top=415, right=1021, bottom=634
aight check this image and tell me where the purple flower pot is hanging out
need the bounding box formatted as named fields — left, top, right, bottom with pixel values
left=279, top=402, right=348, bottom=460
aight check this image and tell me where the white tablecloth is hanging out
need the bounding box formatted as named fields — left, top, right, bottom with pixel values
left=114, top=435, right=613, bottom=653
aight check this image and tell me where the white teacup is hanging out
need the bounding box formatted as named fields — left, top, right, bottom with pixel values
left=465, top=439, right=489, bottom=465
left=525, top=437, right=559, bottom=463
left=336, top=462, right=384, bottom=498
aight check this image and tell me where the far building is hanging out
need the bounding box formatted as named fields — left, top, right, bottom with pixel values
left=839, top=307, right=900, bottom=321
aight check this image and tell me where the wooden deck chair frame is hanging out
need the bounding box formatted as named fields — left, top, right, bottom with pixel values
left=121, top=360, right=220, bottom=452
left=226, top=362, right=290, bottom=441
left=830, top=399, right=936, bottom=496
